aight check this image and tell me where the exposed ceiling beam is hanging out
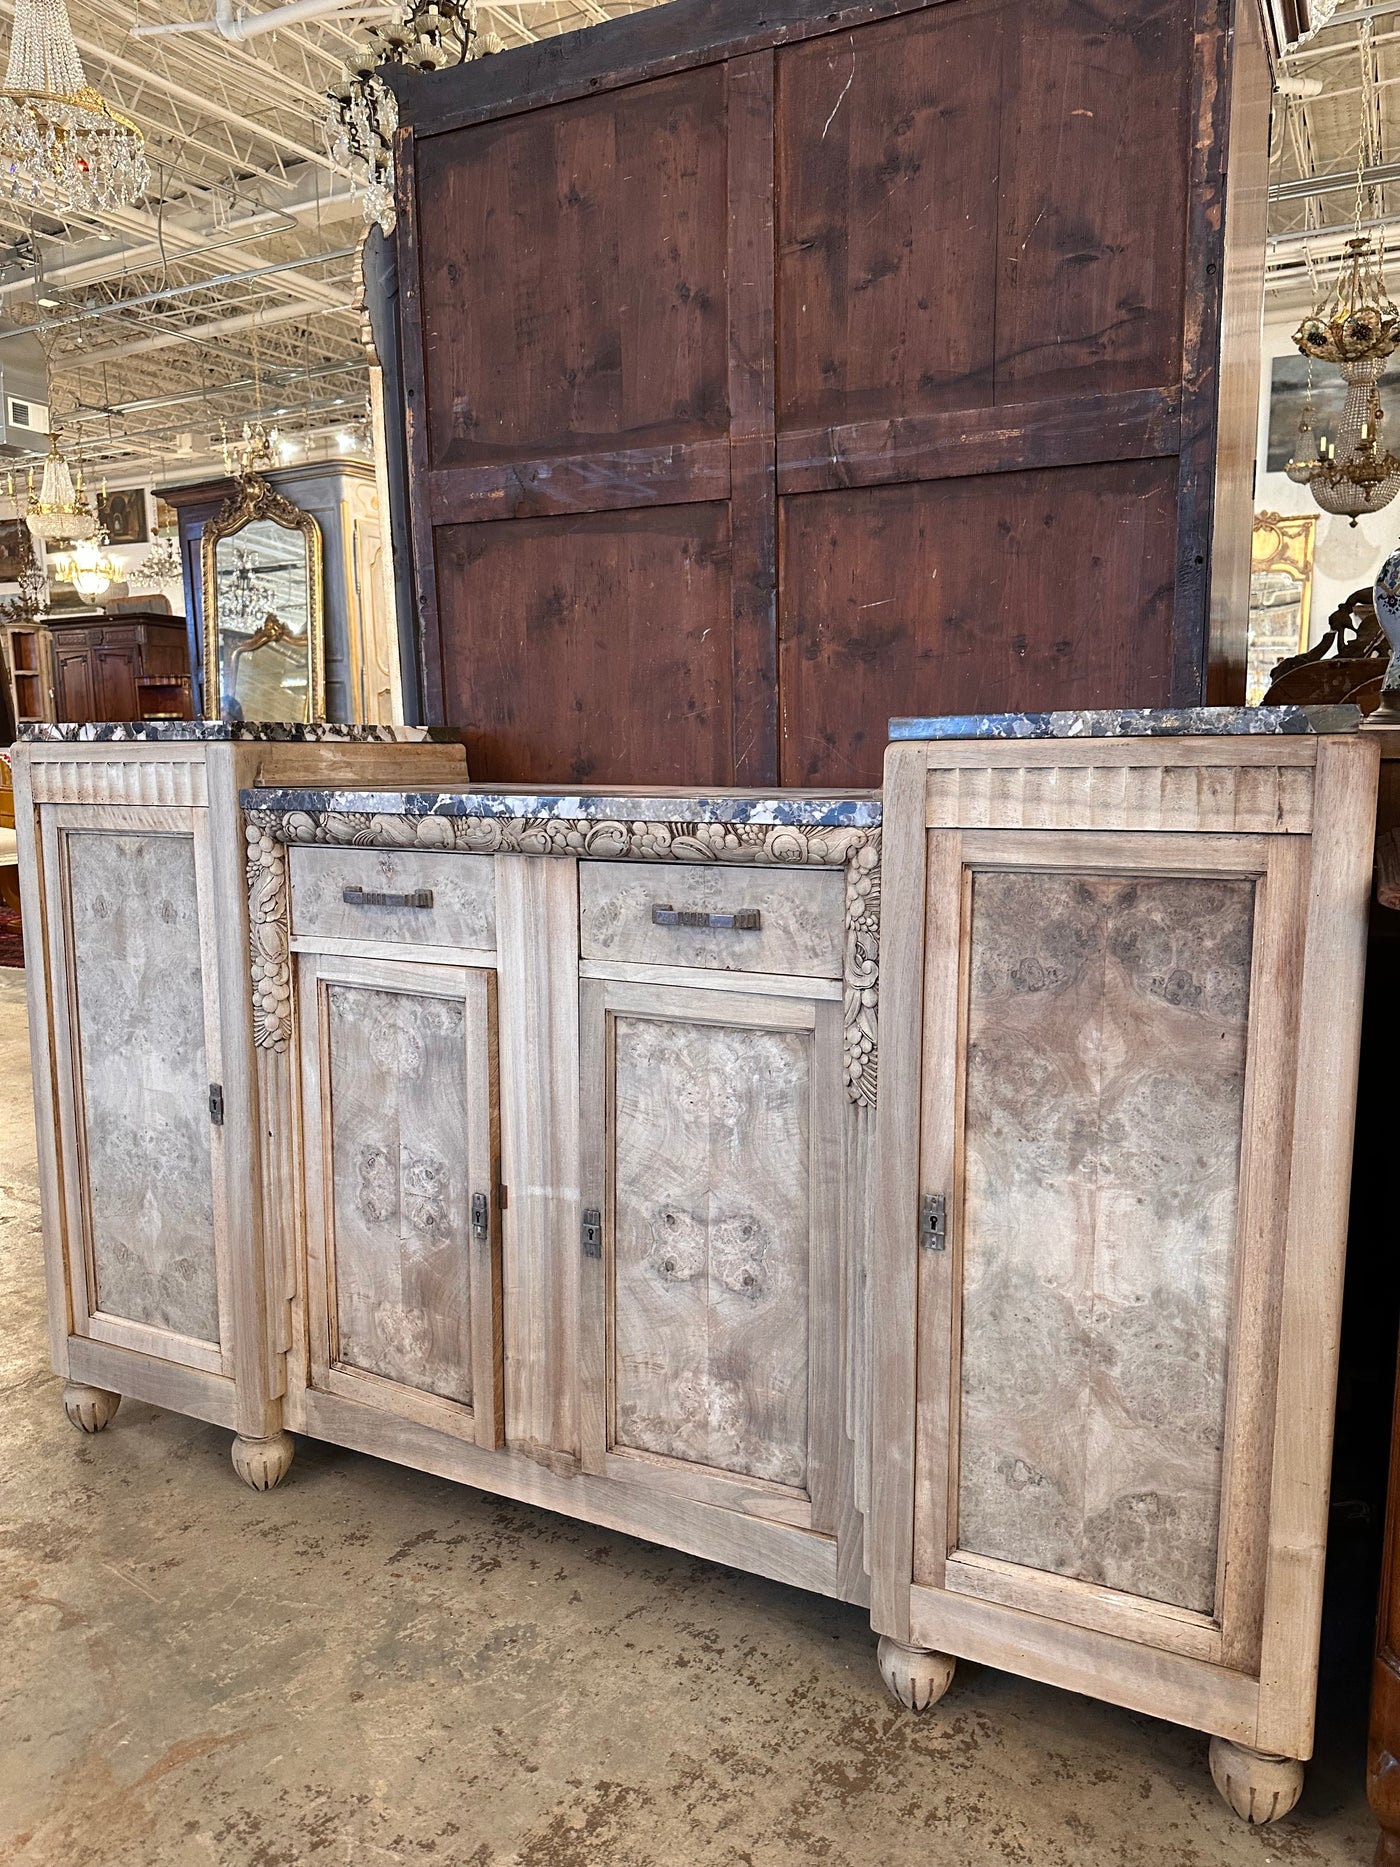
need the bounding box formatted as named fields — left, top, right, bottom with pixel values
left=75, top=296, right=357, bottom=361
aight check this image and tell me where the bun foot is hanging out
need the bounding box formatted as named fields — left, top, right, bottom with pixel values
left=1209, top=1737, right=1304, bottom=1824
left=62, top=1382, right=121, bottom=1433
left=877, top=1635, right=956, bottom=1712
left=231, top=1431, right=295, bottom=1492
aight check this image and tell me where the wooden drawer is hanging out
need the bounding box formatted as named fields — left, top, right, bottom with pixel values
left=579, top=860, right=844, bottom=979
left=288, top=846, right=496, bottom=951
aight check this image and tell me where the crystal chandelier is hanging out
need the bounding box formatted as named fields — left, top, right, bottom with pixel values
left=1294, top=236, right=1400, bottom=366
left=220, top=545, right=277, bottom=635
left=325, top=0, right=495, bottom=237
left=134, top=527, right=182, bottom=590
left=1295, top=358, right=1400, bottom=526
left=221, top=417, right=279, bottom=480
left=50, top=533, right=117, bottom=599
left=13, top=433, right=96, bottom=543
left=0, top=0, right=148, bottom=211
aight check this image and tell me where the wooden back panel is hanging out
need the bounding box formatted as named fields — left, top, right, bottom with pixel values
left=392, top=0, right=1265, bottom=787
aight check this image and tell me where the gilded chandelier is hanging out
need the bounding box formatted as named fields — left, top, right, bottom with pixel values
left=13, top=433, right=97, bottom=544
left=0, top=0, right=148, bottom=210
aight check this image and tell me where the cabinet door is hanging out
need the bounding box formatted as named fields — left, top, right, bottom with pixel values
left=54, top=648, right=94, bottom=722
left=873, top=733, right=1378, bottom=1750
left=93, top=647, right=139, bottom=721
left=579, top=977, right=844, bottom=1531
left=299, top=952, right=503, bottom=1446
left=40, top=805, right=230, bottom=1374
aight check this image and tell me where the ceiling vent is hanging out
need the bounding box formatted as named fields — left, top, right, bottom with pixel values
left=0, top=324, right=50, bottom=455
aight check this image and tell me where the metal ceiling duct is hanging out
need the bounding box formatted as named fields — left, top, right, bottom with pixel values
left=0, top=320, right=49, bottom=453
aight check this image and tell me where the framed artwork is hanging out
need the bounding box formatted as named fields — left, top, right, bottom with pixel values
left=154, top=496, right=178, bottom=535
left=1266, top=354, right=1400, bottom=473
left=1247, top=511, right=1316, bottom=704
left=97, top=488, right=149, bottom=545
left=0, top=518, right=29, bottom=582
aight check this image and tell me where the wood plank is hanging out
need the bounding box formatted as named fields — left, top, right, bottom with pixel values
left=906, top=1581, right=1260, bottom=1745
left=466, top=968, right=504, bottom=1449
left=725, top=50, right=777, bottom=787
left=1215, top=834, right=1308, bottom=1674
left=910, top=840, right=967, bottom=1591
left=944, top=1552, right=1221, bottom=1665
left=923, top=760, right=1315, bottom=835
left=579, top=958, right=842, bottom=1001
left=387, top=0, right=966, bottom=139
left=427, top=440, right=731, bottom=524
left=393, top=129, right=445, bottom=723
left=776, top=389, right=1181, bottom=495
left=957, top=829, right=1276, bottom=875
left=301, top=1383, right=841, bottom=1600
left=496, top=854, right=582, bottom=1469
left=778, top=461, right=1180, bottom=789
left=775, top=0, right=1001, bottom=439
left=66, top=1335, right=237, bottom=1432
left=868, top=744, right=930, bottom=1638
left=603, top=1447, right=813, bottom=1526
left=807, top=998, right=846, bottom=1535
left=9, top=749, right=74, bottom=1372
left=1256, top=735, right=1381, bottom=1759
left=1205, top=0, right=1269, bottom=707
left=1170, top=0, right=1233, bottom=704
left=578, top=978, right=609, bottom=1476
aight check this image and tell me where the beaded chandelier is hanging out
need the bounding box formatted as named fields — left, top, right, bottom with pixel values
left=325, top=0, right=494, bottom=236
left=0, top=0, right=148, bottom=210
left=17, top=433, right=97, bottom=544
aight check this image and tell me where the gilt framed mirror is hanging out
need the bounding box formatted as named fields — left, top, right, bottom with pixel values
left=201, top=477, right=324, bottom=722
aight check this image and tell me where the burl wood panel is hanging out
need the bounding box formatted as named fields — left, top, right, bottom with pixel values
left=415, top=67, right=728, bottom=469
left=579, top=859, right=844, bottom=978
left=956, top=869, right=1254, bottom=1612
left=778, top=461, right=1179, bottom=787
left=612, top=1014, right=810, bottom=1486
left=65, top=830, right=219, bottom=1342
left=436, top=505, right=736, bottom=785
left=324, top=982, right=472, bottom=1405
left=289, top=846, right=496, bottom=950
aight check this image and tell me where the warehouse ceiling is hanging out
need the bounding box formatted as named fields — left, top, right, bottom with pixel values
left=0, top=0, right=658, bottom=482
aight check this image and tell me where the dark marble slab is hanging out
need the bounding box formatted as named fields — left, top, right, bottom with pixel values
left=240, top=787, right=882, bottom=827
left=19, top=721, right=461, bottom=745
left=888, top=705, right=1362, bottom=742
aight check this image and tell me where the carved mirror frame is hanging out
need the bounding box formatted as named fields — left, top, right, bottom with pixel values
left=201, top=474, right=325, bottom=722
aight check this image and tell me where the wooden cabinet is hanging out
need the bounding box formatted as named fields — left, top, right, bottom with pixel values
left=297, top=952, right=502, bottom=1446
left=870, top=722, right=1380, bottom=1820
left=263, top=810, right=877, bottom=1605
left=41, top=613, right=193, bottom=725
left=10, top=727, right=470, bottom=1485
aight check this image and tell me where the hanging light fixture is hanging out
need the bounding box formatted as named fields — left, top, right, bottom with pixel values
left=1289, top=19, right=1400, bottom=524
left=134, top=526, right=182, bottom=591
left=325, top=0, right=495, bottom=236
left=50, top=533, right=117, bottom=599
left=14, top=433, right=96, bottom=543
left=0, top=0, right=149, bottom=211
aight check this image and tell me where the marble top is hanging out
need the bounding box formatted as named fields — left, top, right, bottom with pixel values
left=241, top=786, right=882, bottom=827
left=19, top=721, right=461, bottom=744
left=888, top=705, right=1362, bottom=741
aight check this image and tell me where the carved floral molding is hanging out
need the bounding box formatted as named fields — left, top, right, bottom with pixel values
left=246, top=809, right=881, bottom=1105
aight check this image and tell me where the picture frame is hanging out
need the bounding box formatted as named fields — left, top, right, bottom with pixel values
left=97, top=488, right=149, bottom=546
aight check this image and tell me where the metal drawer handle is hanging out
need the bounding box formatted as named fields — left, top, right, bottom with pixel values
left=652, top=904, right=761, bottom=932
left=342, top=886, right=434, bottom=909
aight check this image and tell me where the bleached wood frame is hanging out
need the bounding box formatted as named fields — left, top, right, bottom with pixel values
left=297, top=949, right=504, bottom=1448
left=870, top=731, right=1380, bottom=1764
left=249, top=805, right=881, bottom=1605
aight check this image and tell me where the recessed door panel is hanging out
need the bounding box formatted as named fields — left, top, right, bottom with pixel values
left=301, top=954, right=502, bottom=1446
left=956, top=869, right=1254, bottom=1613
left=612, top=1011, right=812, bottom=1487
left=64, top=825, right=220, bottom=1346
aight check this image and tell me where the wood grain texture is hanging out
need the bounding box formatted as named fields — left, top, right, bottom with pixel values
left=579, top=858, right=844, bottom=977
left=496, top=854, right=582, bottom=1467
left=289, top=845, right=496, bottom=950
left=956, top=869, right=1254, bottom=1613
left=64, top=828, right=221, bottom=1344
left=924, top=760, right=1315, bottom=836
left=612, top=1012, right=811, bottom=1486
left=778, top=462, right=1180, bottom=788
left=324, top=980, right=475, bottom=1404
left=435, top=506, right=737, bottom=786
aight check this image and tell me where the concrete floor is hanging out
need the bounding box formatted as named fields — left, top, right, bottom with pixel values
left=0, top=964, right=1382, bottom=1867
